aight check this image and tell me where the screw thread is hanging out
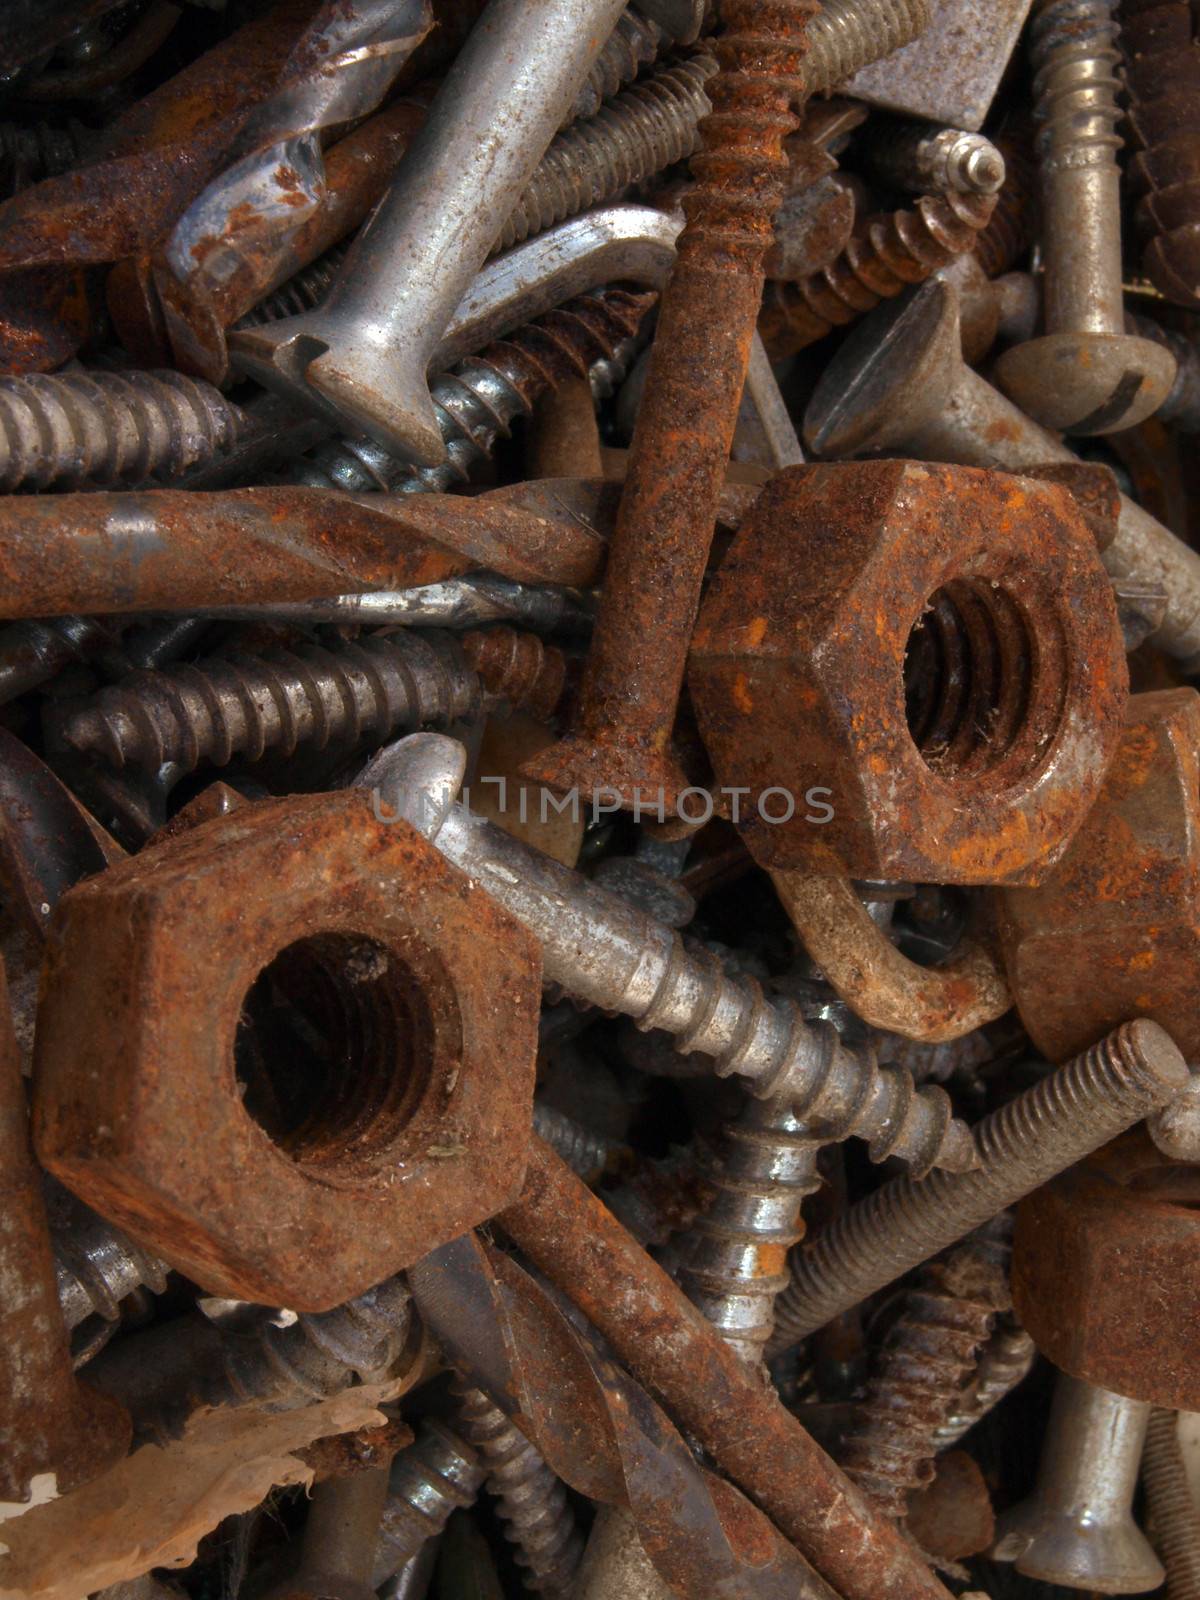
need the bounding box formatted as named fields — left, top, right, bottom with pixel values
left=1030, top=0, right=1122, bottom=176
left=1144, top=1409, right=1200, bottom=1600
left=54, top=1213, right=170, bottom=1330
left=0, top=369, right=244, bottom=491
left=240, top=248, right=347, bottom=328
left=297, top=289, right=652, bottom=495
left=760, top=189, right=995, bottom=354
left=571, top=5, right=672, bottom=123
left=461, top=627, right=569, bottom=723
left=804, top=0, right=932, bottom=90
left=675, top=1095, right=822, bottom=1366
left=203, top=1276, right=412, bottom=1413
left=531, top=1101, right=620, bottom=1184
left=373, top=1421, right=485, bottom=1583
left=500, top=55, right=715, bottom=251
left=769, top=1020, right=1190, bottom=1349
left=870, top=124, right=1007, bottom=196
left=452, top=1382, right=584, bottom=1596
left=0, top=120, right=86, bottom=188
left=973, top=129, right=1038, bottom=278
left=838, top=1229, right=1011, bottom=1514
left=931, top=1319, right=1035, bottom=1452
left=57, top=631, right=482, bottom=775
left=0, top=614, right=123, bottom=704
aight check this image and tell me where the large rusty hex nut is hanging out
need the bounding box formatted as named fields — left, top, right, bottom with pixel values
left=32, top=790, right=541, bottom=1310
left=1012, top=1133, right=1200, bottom=1409
left=994, top=688, right=1200, bottom=1062
left=688, top=460, right=1127, bottom=883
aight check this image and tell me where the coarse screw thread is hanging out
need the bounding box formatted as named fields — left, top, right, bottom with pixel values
left=760, top=189, right=996, bottom=355
left=453, top=1381, right=584, bottom=1596
left=460, top=628, right=569, bottom=724
left=1144, top=1409, right=1200, bottom=1600
left=837, top=1227, right=1012, bottom=1515
left=0, top=615, right=123, bottom=705
left=0, top=369, right=244, bottom=492
left=675, top=1094, right=821, bottom=1366
left=372, top=1421, right=485, bottom=1584
left=769, top=1020, right=1190, bottom=1349
left=930, top=1319, right=1035, bottom=1452
left=571, top=5, right=673, bottom=122
left=54, top=1210, right=170, bottom=1331
left=297, top=289, right=652, bottom=497
left=55, top=628, right=566, bottom=775
left=532, top=1101, right=623, bottom=1184
left=973, top=128, right=1038, bottom=279
left=1031, top=0, right=1122, bottom=177
left=201, top=1275, right=412, bottom=1414
left=868, top=124, right=1007, bottom=196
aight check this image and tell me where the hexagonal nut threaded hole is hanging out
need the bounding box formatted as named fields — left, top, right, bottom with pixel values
left=903, top=576, right=1068, bottom=786
left=235, top=933, right=437, bottom=1174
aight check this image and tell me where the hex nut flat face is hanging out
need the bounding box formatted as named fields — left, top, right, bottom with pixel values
left=31, top=790, right=542, bottom=1310
left=1012, top=1133, right=1200, bottom=1409
left=688, top=459, right=1128, bottom=883
left=995, top=688, right=1200, bottom=1061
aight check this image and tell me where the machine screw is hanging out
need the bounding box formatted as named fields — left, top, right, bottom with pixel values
left=992, top=1374, right=1163, bottom=1594
left=372, top=1421, right=485, bottom=1585
left=991, top=0, right=1176, bottom=433
left=531, top=1101, right=626, bottom=1185
left=769, top=1019, right=1189, bottom=1347
left=868, top=122, right=1007, bottom=195
left=362, top=732, right=977, bottom=1176
left=1142, top=1408, right=1200, bottom=1600
left=0, top=369, right=244, bottom=491
left=803, top=276, right=1200, bottom=663
left=453, top=1381, right=584, bottom=1596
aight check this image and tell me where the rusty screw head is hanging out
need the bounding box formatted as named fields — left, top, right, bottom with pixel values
left=688, top=459, right=1128, bottom=883
left=32, top=790, right=542, bottom=1310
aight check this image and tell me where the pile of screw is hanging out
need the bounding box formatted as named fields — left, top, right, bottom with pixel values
left=4, top=0, right=1200, bottom=1597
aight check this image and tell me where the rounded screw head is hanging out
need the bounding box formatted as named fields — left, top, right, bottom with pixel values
left=992, top=332, right=1179, bottom=436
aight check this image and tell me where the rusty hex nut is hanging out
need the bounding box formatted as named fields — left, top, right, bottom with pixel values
left=1012, top=1132, right=1200, bottom=1409
left=994, top=688, right=1200, bottom=1062
left=32, top=790, right=541, bottom=1310
left=688, top=460, right=1127, bottom=883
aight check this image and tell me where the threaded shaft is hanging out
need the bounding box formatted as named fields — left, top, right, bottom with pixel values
left=838, top=1229, right=1011, bottom=1515
left=531, top=1101, right=621, bottom=1184
left=571, top=5, right=672, bottom=122
left=54, top=1212, right=170, bottom=1331
left=869, top=124, right=1007, bottom=196
left=973, top=129, right=1038, bottom=278
left=769, top=1020, right=1189, bottom=1350
left=0, top=370, right=244, bottom=491
left=930, top=1319, right=1035, bottom=1452
left=0, top=614, right=123, bottom=705
left=675, top=1094, right=821, bottom=1366
left=453, top=1382, right=583, bottom=1595
left=372, top=1421, right=485, bottom=1583
left=501, top=55, right=714, bottom=251
left=0, top=120, right=86, bottom=189
left=240, top=248, right=347, bottom=327
left=804, top=0, right=931, bottom=89
left=760, top=189, right=995, bottom=355
left=56, top=632, right=482, bottom=775
left=297, top=289, right=652, bottom=496
left=1130, top=316, right=1200, bottom=432
left=1031, top=0, right=1122, bottom=178
left=1144, top=1410, right=1200, bottom=1600
left=461, top=627, right=569, bottom=723
left=203, top=1276, right=412, bottom=1413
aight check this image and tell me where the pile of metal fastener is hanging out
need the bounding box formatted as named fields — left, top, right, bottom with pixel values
left=5, top=0, right=1200, bottom=1595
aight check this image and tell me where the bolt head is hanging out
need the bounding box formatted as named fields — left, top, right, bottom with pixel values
left=993, top=332, right=1178, bottom=435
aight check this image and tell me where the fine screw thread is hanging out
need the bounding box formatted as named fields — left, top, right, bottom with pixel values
left=56, top=631, right=493, bottom=775
left=869, top=124, right=1007, bottom=196
left=531, top=1101, right=622, bottom=1184
left=373, top=1421, right=485, bottom=1583
left=460, top=628, right=569, bottom=723
left=768, top=1019, right=1190, bottom=1349
left=675, top=1094, right=821, bottom=1367
left=297, top=289, right=652, bottom=497
left=453, top=1381, right=584, bottom=1596
left=760, top=189, right=996, bottom=355
left=803, top=0, right=931, bottom=88
left=202, top=1276, right=412, bottom=1413
left=1144, top=1409, right=1200, bottom=1600
left=570, top=5, right=672, bottom=122
left=0, top=370, right=244, bottom=492
left=837, top=1226, right=1012, bottom=1515
left=54, top=1212, right=170, bottom=1331
left=930, top=1319, right=1036, bottom=1452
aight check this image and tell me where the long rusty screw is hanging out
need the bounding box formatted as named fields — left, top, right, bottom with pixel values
left=524, top=0, right=822, bottom=813
left=1143, top=1409, right=1200, bottom=1600
left=769, top=1020, right=1190, bottom=1349
left=0, top=958, right=130, bottom=1501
